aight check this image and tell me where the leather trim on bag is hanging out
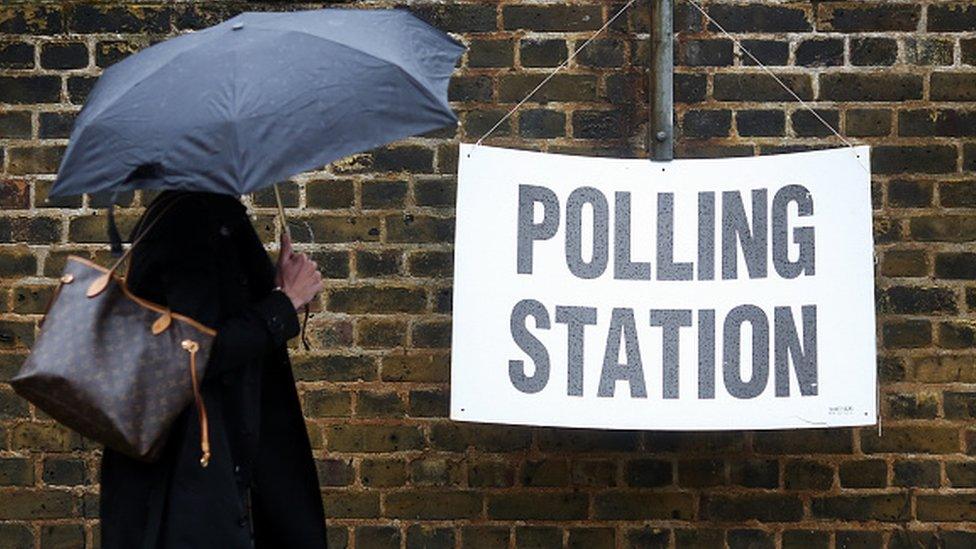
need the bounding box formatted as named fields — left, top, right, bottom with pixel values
left=65, top=254, right=218, bottom=337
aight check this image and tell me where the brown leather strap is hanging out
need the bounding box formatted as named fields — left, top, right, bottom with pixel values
left=182, top=339, right=210, bottom=467
left=39, top=274, right=74, bottom=328
left=132, top=195, right=211, bottom=467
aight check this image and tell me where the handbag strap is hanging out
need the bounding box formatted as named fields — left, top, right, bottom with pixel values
left=120, top=192, right=194, bottom=272
left=119, top=192, right=195, bottom=279
left=86, top=192, right=191, bottom=297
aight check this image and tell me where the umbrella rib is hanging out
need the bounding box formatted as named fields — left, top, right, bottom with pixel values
left=230, top=40, right=243, bottom=191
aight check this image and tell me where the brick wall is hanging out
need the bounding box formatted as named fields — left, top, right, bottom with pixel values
left=2, top=1, right=976, bottom=548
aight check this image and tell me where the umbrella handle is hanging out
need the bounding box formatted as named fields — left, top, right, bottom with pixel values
left=273, top=184, right=290, bottom=240
left=273, top=183, right=314, bottom=349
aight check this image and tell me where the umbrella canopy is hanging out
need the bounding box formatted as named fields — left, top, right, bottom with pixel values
left=51, top=9, right=464, bottom=197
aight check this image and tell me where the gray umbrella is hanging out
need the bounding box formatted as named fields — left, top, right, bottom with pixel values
left=50, top=8, right=464, bottom=198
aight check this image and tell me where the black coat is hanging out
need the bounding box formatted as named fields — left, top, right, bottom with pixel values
left=99, top=191, right=326, bottom=549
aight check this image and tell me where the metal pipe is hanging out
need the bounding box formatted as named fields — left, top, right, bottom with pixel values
left=649, top=0, right=674, bottom=160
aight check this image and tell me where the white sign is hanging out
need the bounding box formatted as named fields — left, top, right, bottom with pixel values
left=451, top=144, right=876, bottom=430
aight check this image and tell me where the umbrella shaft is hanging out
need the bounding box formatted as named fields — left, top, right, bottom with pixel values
left=274, top=184, right=290, bottom=239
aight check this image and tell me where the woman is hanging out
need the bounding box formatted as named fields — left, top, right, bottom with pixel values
left=99, top=190, right=327, bottom=548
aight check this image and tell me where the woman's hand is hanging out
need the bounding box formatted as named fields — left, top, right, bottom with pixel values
left=275, top=233, right=323, bottom=310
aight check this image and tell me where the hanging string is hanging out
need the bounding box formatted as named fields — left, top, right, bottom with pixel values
left=473, top=0, right=870, bottom=173
left=877, top=382, right=883, bottom=437
left=684, top=0, right=865, bottom=156
left=474, top=0, right=639, bottom=147
left=688, top=0, right=875, bottom=430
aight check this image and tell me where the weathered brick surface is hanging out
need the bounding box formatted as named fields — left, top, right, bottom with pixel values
left=2, top=1, right=976, bottom=547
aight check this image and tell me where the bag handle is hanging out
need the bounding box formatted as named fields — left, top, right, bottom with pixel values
left=86, top=192, right=190, bottom=298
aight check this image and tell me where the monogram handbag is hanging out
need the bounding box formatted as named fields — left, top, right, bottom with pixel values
left=11, top=195, right=216, bottom=466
